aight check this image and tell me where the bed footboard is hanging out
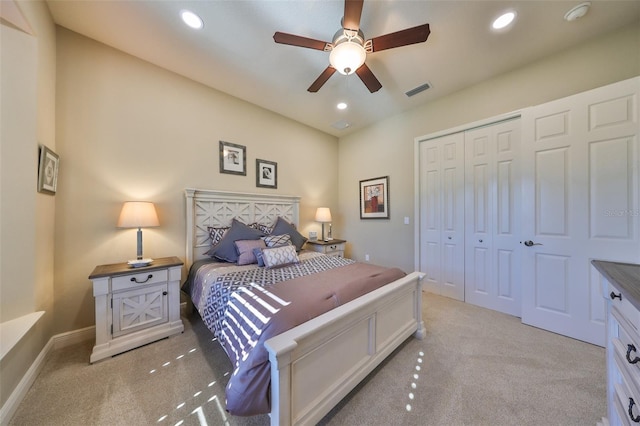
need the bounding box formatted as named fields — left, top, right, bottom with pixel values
left=265, top=271, right=425, bottom=425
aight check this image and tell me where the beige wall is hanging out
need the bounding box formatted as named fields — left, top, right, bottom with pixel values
left=53, top=28, right=339, bottom=333
left=0, top=0, right=56, bottom=410
left=338, top=22, right=640, bottom=273
left=1, top=1, right=638, bottom=414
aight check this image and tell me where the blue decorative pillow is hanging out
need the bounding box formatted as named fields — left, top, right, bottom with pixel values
left=253, top=247, right=266, bottom=267
left=271, top=217, right=307, bottom=251
left=206, top=218, right=265, bottom=262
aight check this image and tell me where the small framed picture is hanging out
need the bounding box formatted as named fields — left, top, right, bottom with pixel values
left=37, top=145, right=59, bottom=195
left=219, top=141, right=246, bottom=175
left=359, top=176, right=389, bottom=219
left=256, top=159, right=277, bottom=189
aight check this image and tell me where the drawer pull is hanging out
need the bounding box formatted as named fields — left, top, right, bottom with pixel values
left=131, top=274, right=153, bottom=284
left=610, top=291, right=622, bottom=301
left=627, top=344, right=640, bottom=364
left=629, top=398, right=640, bottom=423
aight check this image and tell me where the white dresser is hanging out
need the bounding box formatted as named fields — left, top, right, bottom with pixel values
left=594, top=260, right=640, bottom=426
left=89, top=256, right=184, bottom=363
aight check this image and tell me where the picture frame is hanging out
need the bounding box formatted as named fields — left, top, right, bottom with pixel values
left=359, top=176, right=389, bottom=219
left=256, top=159, right=277, bottom=189
left=219, top=141, right=246, bottom=175
left=37, top=145, right=59, bottom=195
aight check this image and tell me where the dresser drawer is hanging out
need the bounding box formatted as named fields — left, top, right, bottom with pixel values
left=112, top=269, right=168, bottom=292
left=609, top=282, right=640, bottom=333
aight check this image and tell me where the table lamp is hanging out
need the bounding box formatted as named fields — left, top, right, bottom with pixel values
left=315, top=207, right=332, bottom=242
left=117, top=201, right=159, bottom=261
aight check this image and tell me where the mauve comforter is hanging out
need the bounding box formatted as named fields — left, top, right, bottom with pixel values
left=222, top=262, right=406, bottom=416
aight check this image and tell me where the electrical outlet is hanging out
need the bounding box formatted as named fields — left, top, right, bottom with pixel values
left=365, top=254, right=370, bottom=262
left=404, top=216, right=410, bottom=225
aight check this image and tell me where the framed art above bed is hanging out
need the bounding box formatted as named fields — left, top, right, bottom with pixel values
left=256, top=158, right=277, bottom=189
left=219, top=140, right=246, bottom=175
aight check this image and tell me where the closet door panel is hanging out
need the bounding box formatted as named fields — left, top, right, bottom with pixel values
left=465, top=119, right=521, bottom=317
left=419, top=133, right=465, bottom=301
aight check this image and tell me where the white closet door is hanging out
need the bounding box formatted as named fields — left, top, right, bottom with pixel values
left=521, top=77, right=639, bottom=346
left=464, top=119, right=521, bottom=316
left=419, top=132, right=465, bottom=301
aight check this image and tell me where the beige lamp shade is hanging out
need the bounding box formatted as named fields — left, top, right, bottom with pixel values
left=315, top=207, right=332, bottom=223
left=117, top=201, right=159, bottom=228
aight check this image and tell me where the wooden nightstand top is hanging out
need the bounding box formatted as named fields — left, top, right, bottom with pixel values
left=89, top=256, right=183, bottom=279
left=305, top=239, right=346, bottom=246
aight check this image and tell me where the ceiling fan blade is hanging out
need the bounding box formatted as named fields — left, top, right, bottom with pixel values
left=308, top=66, right=337, bottom=92
left=273, top=32, right=331, bottom=51
left=355, top=63, right=382, bottom=93
left=343, top=0, right=364, bottom=31
left=370, top=23, right=430, bottom=52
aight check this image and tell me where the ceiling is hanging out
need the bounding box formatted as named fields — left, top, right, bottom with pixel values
left=45, top=0, right=640, bottom=137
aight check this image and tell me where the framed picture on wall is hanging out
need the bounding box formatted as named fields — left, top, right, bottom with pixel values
left=219, top=140, right=246, bottom=175
left=37, top=145, right=59, bottom=195
left=256, top=159, right=277, bottom=189
left=359, top=176, right=389, bottom=219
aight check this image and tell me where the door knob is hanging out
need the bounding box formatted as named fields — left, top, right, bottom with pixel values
left=523, top=240, right=542, bottom=247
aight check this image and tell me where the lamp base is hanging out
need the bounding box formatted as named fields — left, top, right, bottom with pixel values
left=127, top=258, right=153, bottom=268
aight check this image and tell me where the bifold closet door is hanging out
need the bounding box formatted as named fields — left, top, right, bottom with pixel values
left=419, top=132, right=465, bottom=301
left=521, top=77, right=639, bottom=346
left=464, top=119, right=521, bottom=317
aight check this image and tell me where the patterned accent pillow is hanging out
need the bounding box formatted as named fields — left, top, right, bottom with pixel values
left=262, top=245, right=300, bottom=269
left=249, top=222, right=273, bottom=235
left=234, top=239, right=266, bottom=266
left=207, top=226, right=230, bottom=246
left=271, top=217, right=308, bottom=251
left=262, top=234, right=292, bottom=248
left=206, top=219, right=265, bottom=262
left=258, top=223, right=273, bottom=235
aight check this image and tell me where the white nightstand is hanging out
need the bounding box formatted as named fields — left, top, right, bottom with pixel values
left=89, top=256, right=184, bottom=363
left=305, top=239, right=346, bottom=258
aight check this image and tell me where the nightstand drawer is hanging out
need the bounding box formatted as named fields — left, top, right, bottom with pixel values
left=326, top=243, right=344, bottom=252
left=112, top=269, right=168, bottom=292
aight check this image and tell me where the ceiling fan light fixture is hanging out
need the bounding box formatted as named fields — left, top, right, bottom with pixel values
left=329, top=41, right=366, bottom=75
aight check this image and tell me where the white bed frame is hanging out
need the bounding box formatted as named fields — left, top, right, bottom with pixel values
left=185, top=188, right=425, bottom=425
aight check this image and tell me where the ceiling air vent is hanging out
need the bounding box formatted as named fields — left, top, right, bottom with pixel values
left=405, top=82, right=432, bottom=97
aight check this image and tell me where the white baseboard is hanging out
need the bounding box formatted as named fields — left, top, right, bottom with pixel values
left=0, top=326, right=95, bottom=425
left=53, top=325, right=95, bottom=350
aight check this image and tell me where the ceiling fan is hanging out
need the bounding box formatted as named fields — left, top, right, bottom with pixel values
left=273, top=0, right=430, bottom=93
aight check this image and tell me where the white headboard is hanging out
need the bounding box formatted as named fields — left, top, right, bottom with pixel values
left=185, top=188, right=301, bottom=266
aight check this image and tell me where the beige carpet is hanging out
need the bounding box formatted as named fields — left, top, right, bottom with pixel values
left=9, top=293, right=605, bottom=425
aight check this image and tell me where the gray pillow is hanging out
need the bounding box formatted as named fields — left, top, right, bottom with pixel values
left=271, top=216, right=307, bottom=251
left=206, top=218, right=265, bottom=262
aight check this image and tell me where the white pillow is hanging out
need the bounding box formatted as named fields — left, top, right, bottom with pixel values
left=262, top=244, right=299, bottom=269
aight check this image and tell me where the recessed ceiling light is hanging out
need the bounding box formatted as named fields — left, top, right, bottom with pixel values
left=492, top=11, right=516, bottom=30
left=181, top=10, right=203, bottom=29
left=337, top=102, right=348, bottom=110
